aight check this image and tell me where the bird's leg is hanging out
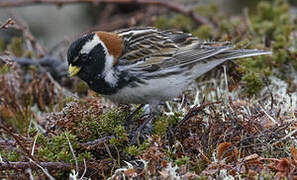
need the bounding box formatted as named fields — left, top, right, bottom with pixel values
left=125, top=104, right=145, bottom=122
left=130, top=113, right=153, bottom=145
left=129, top=103, right=159, bottom=145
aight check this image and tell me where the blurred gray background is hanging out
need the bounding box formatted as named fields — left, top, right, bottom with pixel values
left=0, top=0, right=296, bottom=48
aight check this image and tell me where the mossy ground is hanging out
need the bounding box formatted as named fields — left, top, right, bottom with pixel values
left=0, top=0, right=297, bottom=179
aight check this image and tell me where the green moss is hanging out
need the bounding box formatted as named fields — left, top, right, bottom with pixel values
left=153, top=117, right=169, bottom=136
left=85, top=107, right=129, bottom=139
left=154, top=15, right=196, bottom=32
left=192, top=25, right=214, bottom=40
left=0, top=39, right=5, bottom=52
left=2, top=151, right=21, bottom=162
left=77, top=151, right=92, bottom=162
left=261, top=171, right=277, bottom=179
left=242, top=72, right=264, bottom=95
left=194, top=3, right=218, bottom=18
left=24, top=50, right=34, bottom=59
left=125, top=140, right=150, bottom=156
left=75, top=81, right=89, bottom=94
left=174, top=155, right=190, bottom=167
left=8, top=37, right=23, bottom=57
left=154, top=15, right=172, bottom=30
left=0, top=64, right=11, bottom=75
left=217, top=19, right=233, bottom=35
left=125, top=145, right=141, bottom=156
left=38, top=132, right=91, bottom=164
left=257, top=1, right=274, bottom=21
left=153, top=113, right=180, bottom=136
left=114, top=125, right=128, bottom=141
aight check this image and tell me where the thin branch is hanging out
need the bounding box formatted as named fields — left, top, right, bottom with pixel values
left=79, top=159, right=87, bottom=180
left=0, top=0, right=213, bottom=26
left=173, top=101, right=222, bottom=131
left=65, top=133, right=79, bottom=175
left=80, top=136, right=114, bottom=149
left=0, top=124, right=37, bottom=162
left=0, top=18, right=14, bottom=29
left=27, top=158, right=56, bottom=180
left=271, top=128, right=297, bottom=146
left=0, top=140, right=15, bottom=146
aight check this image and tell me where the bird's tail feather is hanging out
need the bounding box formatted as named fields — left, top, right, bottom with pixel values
left=216, top=49, right=272, bottom=60
left=191, top=49, right=271, bottom=78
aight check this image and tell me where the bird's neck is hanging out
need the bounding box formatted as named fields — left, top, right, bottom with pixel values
left=81, top=67, right=118, bottom=95
left=79, top=66, right=143, bottom=95
left=80, top=67, right=131, bottom=95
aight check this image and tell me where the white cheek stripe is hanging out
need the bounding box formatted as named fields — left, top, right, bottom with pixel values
left=95, top=35, right=118, bottom=88
left=81, top=34, right=100, bottom=54
left=81, top=33, right=118, bottom=87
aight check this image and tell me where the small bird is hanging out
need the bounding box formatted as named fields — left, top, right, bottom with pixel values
left=67, top=27, right=271, bottom=112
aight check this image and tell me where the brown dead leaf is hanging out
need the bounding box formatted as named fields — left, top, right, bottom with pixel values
left=0, top=106, right=13, bottom=118
left=183, top=172, right=198, bottom=179
left=124, top=169, right=137, bottom=177
left=216, top=142, right=238, bottom=162
left=161, top=160, right=168, bottom=168
left=248, top=169, right=257, bottom=178
left=267, top=162, right=278, bottom=171
left=181, top=164, right=187, bottom=174
left=242, top=154, right=259, bottom=162
left=277, top=158, right=292, bottom=173
left=290, top=146, right=297, bottom=162
left=201, top=167, right=219, bottom=175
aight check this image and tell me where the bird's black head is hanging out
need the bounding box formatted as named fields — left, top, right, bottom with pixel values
left=67, top=33, right=106, bottom=80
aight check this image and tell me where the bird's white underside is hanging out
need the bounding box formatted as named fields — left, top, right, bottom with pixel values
left=104, top=60, right=229, bottom=105
left=103, top=50, right=272, bottom=105
left=104, top=70, right=191, bottom=105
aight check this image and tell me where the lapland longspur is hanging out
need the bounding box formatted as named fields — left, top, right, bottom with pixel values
left=67, top=27, right=271, bottom=111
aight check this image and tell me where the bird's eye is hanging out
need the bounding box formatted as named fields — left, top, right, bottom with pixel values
left=80, top=54, right=88, bottom=61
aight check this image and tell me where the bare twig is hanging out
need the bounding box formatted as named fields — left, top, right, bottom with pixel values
left=271, top=128, right=297, bottom=146
left=0, top=0, right=214, bottom=26
left=80, top=135, right=114, bottom=149
left=0, top=124, right=37, bottom=162
left=27, top=158, right=56, bottom=180
left=0, top=139, right=15, bottom=146
left=173, top=101, right=222, bottom=132
left=80, top=159, right=87, bottom=180
left=263, top=75, right=274, bottom=110
left=65, top=133, right=79, bottom=175
left=31, top=134, right=38, bottom=156
left=0, top=18, right=14, bottom=29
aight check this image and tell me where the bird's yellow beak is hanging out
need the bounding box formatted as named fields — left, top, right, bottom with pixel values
left=68, top=64, right=81, bottom=77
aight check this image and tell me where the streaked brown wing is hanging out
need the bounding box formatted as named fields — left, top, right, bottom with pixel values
left=116, top=27, right=178, bottom=66
left=115, top=27, right=234, bottom=72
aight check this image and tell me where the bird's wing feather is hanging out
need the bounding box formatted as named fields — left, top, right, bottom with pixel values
left=115, top=27, right=219, bottom=71
left=115, top=27, right=271, bottom=75
left=116, top=27, right=178, bottom=66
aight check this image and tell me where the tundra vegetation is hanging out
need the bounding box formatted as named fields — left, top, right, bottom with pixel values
left=0, top=0, right=296, bottom=179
